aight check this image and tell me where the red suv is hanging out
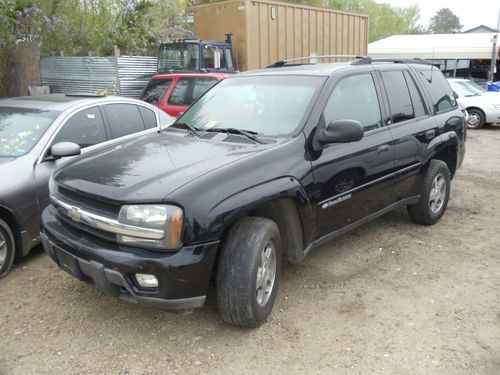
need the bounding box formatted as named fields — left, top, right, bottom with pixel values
left=141, top=72, right=228, bottom=117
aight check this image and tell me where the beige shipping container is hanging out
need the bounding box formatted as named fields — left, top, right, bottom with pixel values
left=194, top=0, right=368, bottom=71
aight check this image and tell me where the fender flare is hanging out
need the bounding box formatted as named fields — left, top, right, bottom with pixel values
left=207, top=176, right=314, bottom=247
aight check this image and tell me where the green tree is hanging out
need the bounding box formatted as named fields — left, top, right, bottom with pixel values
left=428, top=8, right=462, bottom=33
left=328, top=0, right=424, bottom=41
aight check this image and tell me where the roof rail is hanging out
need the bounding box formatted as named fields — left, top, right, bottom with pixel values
left=351, top=57, right=437, bottom=66
left=265, top=55, right=368, bottom=68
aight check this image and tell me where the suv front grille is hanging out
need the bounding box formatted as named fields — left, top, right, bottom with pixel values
left=55, top=209, right=117, bottom=244
left=58, top=186, right=121, bottom=217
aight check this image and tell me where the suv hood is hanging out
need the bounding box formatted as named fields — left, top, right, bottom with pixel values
left=54, top=132, right=262, bottom=202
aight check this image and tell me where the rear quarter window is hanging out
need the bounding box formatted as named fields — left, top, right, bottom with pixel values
left=416, top=67, right=457, bottom=114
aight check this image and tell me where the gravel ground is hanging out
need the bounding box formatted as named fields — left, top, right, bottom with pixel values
left=1, top=127, right=499, bottom=375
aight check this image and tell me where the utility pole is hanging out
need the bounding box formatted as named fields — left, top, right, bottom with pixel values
left=490, top=8, right=500, bottom=81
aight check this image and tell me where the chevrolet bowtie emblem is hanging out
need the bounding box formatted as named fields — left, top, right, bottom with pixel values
left=67, top=207, right=81, bottom=222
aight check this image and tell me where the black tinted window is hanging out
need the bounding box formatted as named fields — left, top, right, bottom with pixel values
left=381, top=71, right=414, bottom=124
left=138, top=106, right=158, bottom=129
left=53, top=106, right=106, bottom=148
left=324, top=74, right=382, bottom=131
left=417, top=67, right=456, bottom=114
left=168, top=78, right=190, bottom=106
left=403, top=71, right=427, bottom=118
left=103, top=104, right=145, bottom=139
left=191, top=78, right=217, bottom=103
left=141, top=78, right=172, bottom=104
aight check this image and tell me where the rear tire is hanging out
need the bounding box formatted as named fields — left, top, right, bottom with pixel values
left=408, top=160, right=451, bottom=225
left=467, top=108, right=485, bottom=129
left=0, top=219, right=15, bottom=279
left=216, top=217, right=282, bottom=328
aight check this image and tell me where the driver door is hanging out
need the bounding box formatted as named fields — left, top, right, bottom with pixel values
left=34, top=106, right=108, bottom=210
left=311, top=73, right=396, bottom=238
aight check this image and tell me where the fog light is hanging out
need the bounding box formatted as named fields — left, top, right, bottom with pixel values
left=135, top=273, right=159, bottom=288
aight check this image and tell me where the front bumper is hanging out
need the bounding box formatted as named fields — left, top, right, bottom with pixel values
left=41, top=205, right=219, bottom=311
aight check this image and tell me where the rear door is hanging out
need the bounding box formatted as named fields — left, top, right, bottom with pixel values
left=311, top=72, right=396, bottom=237
left=101, top=103, right=147, bottom=139
left=376, top=65, right=459, bottom=202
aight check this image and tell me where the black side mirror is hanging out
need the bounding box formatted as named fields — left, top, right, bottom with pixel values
left=50, top=142, right=81, bottom=159
left=317, top=119, right=364, bottom=146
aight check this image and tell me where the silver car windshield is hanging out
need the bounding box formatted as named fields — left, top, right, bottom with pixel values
left=0, top=107, right=61, bottom=157
left=450, top=81, right=485, bottom=97
left=177, top=75, right=324, bottom=136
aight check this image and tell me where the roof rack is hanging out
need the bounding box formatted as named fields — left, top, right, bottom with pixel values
left=265, top=55, right=368, bottom=68
left=351, top=57, right=437, bottom=66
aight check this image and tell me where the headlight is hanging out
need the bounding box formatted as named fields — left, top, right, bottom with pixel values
left=116, top=204, right=183, bottom=250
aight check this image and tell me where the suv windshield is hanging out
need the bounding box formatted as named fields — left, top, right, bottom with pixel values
left=0, top=107, right=60, bottom=157
left=176, top=75, right=324, bottom=136
left=449, top=80, right=485, bottom=97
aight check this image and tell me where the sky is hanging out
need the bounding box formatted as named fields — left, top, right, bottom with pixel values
left=379, top=0, right=500, bottom=31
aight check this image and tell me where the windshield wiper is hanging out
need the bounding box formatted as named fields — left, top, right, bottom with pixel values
left=171, top=122, right=200, bottom=137
left=204, top=127, right=265, bottom=144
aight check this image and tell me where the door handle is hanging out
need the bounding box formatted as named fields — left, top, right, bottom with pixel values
left=425, top=130, right=436, bottom=139
left=377, top=145, right=389, bottom=153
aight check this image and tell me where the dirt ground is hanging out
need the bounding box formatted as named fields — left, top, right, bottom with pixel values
left=1, top=127, right=499, bottom=375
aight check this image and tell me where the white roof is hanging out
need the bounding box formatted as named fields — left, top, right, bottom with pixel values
left=368, top=33, right=498, bottom=59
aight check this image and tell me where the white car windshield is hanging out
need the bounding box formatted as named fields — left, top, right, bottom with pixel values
left=0, top=107, right=60, bottom=157
left=176, top=75, right=324, bottom=137
left=450, top=80, right=485, bottom=97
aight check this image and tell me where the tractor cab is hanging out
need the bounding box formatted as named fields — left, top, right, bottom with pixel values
left=158, top=33, right=236, bottom=74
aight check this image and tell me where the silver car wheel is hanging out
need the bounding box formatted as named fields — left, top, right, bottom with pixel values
left=468, top=113, right=480, bottom=128
left=429, top=173, right=446, bottom=214
left=256, top=242, right=277, bottom=307
left=0, top=233, right=7, bottom=268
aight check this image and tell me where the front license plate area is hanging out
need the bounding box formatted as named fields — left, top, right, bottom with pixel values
left=54, top=246, right=83, bottom=279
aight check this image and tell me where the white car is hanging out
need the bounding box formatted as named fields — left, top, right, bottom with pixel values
left=447, top=78, right=500, bottom=129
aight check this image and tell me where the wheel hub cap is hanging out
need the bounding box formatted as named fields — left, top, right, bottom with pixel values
left=256, top=243, right=277, bottom=307
left=468, top=114, right=480, bottom=127
left=429, top=173, right=446, bottom=214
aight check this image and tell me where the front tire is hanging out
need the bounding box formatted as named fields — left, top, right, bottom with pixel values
left=216, top=217, right=282, bottom=328
left=0, top=219, right=15, bottom=279
left=408, top=160, right=451, bottom=225
left=467, top=108, right=485, bottom=129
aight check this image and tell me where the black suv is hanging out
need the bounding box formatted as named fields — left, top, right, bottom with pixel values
left=41, top=59, right=466, bottom=327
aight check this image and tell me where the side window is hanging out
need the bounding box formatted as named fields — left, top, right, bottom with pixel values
left=168, top=78, right=190, bottom=106
left=324, top=74, right=382, bottom=132
left=191, top=78, right=217, bottom=104
left=225, top=49, right=233, bottom=70
left=52, top=106, right=106, bottom=148
left=381, top=71, right=415, bottom=124
left=102, top=104, right=145, bottom=139
left=141, top=78, right=172, bottom=105
left=403, top=71, right=427, bottom=118
left=417, top=67, right=457, bottom=114
left=138, top=106, right=158, bottom=129
left=203, top=47, right=224, bottom=69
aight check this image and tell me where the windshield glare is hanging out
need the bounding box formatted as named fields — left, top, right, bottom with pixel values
left=177, top=75, right=323, bottom=136
left=450, top=80, right=485, bottom=96
left=0, top=107, right=60, bottom=157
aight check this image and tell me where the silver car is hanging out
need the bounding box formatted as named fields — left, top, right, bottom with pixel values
left=0, top=94, right=174, bottom=278
left=447, top=78, right=500, bottom=129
